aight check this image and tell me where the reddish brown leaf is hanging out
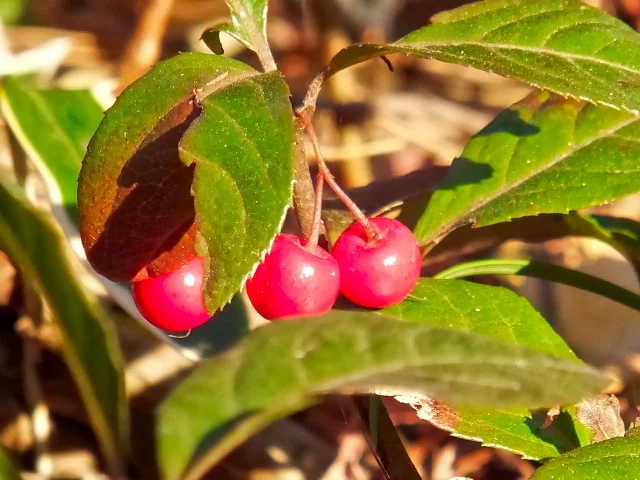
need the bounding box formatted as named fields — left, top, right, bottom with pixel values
left=77, top=53, right=254, bottom=281
left=82, top=99, right=199, bottom=281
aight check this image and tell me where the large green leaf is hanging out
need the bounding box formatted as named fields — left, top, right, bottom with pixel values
left=180, top=70, right=294, bottom=311
left=0, top=79, right=103, bottom=219
left=0, top=447, right=19, bottom=480
left=309, top=0, right=640, bottom=112
left=157, top=312, right=607, bottom=480
left=531, top=427, right=640, bottom=479
left=77, top=52, right=254, bottom=282
left=0, top=174, right=127, bottom=475
left=383, top=279, right=591, bottom=460
left=414, top=90, right=640, bottom=246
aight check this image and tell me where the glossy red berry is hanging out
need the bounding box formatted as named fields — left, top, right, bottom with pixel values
left=331, top=217, right=421, bottom=308
left=246, top=233, right=340, bottom=320
left=132, top=256, right=211, bottom=332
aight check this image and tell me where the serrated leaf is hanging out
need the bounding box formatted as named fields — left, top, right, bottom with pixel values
left=77, top=52, right=254, bottom=282
left=411, top=398, right=589, bottom=460
left=0, top=446, right=19, bottom=480
left=531, top=427, right=640, bottom=479
left=222, top=0, right=269, bottom=53
left=382, top=279, right=593, bottom=460
left=179, top=70, right=294, bottom=312
left=414, top=91, right=640, bottom=246
left=318, top=0, right=640, bottom=112
left=157, top=312, right=607, bottom=479
left=0, top=79, right=103, bottom=219
left=0, top=174, right=127, bottom=475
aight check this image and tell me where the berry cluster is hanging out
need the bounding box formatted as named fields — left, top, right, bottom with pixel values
left=131, top=216, right=421, bottom=330
left=131, top=112, right=421, bottom=331
left=246, top=217, right=420, bottom=320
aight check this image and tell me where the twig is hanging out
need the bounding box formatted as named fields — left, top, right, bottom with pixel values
left=118, top=0, right=176, bottom=92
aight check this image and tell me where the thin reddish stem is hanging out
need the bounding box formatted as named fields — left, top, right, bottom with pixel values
left=297, top=110, right=379, bottom=241
left=303, top=171, right=324, bottom=248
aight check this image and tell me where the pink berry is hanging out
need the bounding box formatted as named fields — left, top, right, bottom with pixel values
left=132, top=256, right=211, bottom=332
left=331, top=217, right=421, bottom=308
left=246, top=234, right=340, bottom=320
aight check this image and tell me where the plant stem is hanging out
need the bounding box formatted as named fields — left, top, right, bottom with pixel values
left=352, top=395, right=422, bottom=480
left=434, top=258, right=640, bottom=313
left=303, top=171, right=324, bottom=248
left=292, top=122, right=316, bottom=239
left=297, top=109, right=379, bottom=240
left=225, top=0, right=277, bottom=72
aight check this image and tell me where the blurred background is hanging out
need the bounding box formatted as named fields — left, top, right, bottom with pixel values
left=2, top=0, right=640, bottom=478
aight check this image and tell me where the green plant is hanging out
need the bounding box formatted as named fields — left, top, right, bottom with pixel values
left=2, top=0, right=640, bottom=478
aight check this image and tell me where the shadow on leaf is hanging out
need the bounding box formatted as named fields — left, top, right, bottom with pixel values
left=84, top=100, right=200, bottom=282
left=475, top=109, right=540, bottom=138
left=526, top=410, right=583, bottom=456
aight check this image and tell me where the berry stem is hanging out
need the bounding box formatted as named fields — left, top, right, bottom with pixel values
left=297, top=110, right=379, bottom=241
left=303, top=171, right=324, bottom=248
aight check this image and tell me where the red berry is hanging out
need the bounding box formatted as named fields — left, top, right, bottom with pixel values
left=132, top=256, right=211, bottom=332
left=331, top=217, right=421, bottom=308
left=246, top=234, right=340, bottom=320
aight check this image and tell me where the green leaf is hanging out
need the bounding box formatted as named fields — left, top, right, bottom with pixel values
left=0, top=0, right=24, bottom=24
left=201, top=22, right=235, bottom=55
left=434, top=259, right=640, bottom=313
left=179, top=70, right=294, bottom=312
left=586, top=215, right=640, bottom=275
left=0, top=78, right=245, bottom=357
left=531, top=427, right=640, bottom=479
left=0, top=446, right=19, bottom=480
left=592, top=215, right=640, bottom=244
left=77, top=52, right=254, bottom=282
left=384, top=279, right=575, bottom=359
left=412, top=400, right=589, bottom=460
left=382, top=279, right=593, bottom=459
left=158, top=312, right=607, bottom=479
left=0, top=174, right=127, bottom=475
left=222, top=0, right=269, bottom=53
left=312, top=0, right=640, bottom=112
left=0, top=79, right=103, bottom=219
left=414, top=91, right=640, bottom=246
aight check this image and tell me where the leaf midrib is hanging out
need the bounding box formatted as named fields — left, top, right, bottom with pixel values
left=428, top=110, right=640, bottom=243
left=227, top=340, right=596, bottom=416
left=397, top=40, right=640, bottom=77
